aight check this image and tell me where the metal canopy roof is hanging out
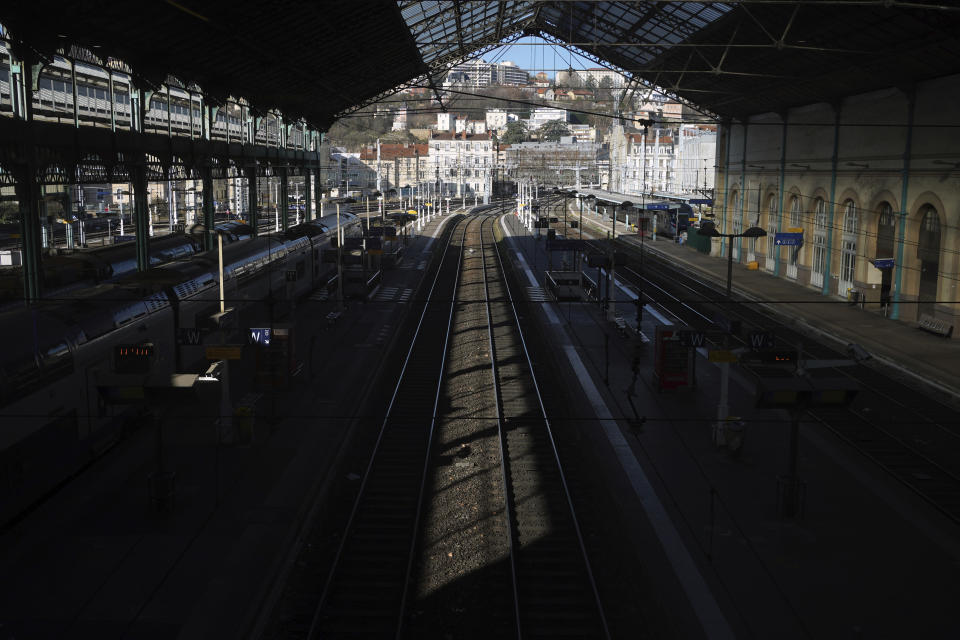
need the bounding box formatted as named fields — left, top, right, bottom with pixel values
left=4, top=2, right=960, bottom=130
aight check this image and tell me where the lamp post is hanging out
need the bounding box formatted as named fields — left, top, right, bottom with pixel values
left=697, top=221, right=767, bottom=297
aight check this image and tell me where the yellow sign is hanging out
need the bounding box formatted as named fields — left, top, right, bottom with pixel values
left=786, top=227, right=803, bottom=233
left=708, top=349, right=738, bottom=363
left=406, top=209, right=418, bottom=215
left=205, top=345, right=243, bottom=360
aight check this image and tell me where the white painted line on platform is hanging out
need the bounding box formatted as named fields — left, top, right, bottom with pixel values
left=500, top=216, right=560, bottom=325
left=645, top=305, right=673, bottom=326
left=561, top=347, right=734, bottom=640
left=423, top=214, right=454, bottom=252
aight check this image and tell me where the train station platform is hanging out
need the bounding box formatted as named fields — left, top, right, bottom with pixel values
left=594, top=212, right=960, bottom=403
left=499, top=210, right=960, bottom=639
left=0, top=210, right=461, bottom=639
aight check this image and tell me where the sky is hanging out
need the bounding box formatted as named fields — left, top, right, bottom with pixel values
left=479, top=35, right=603, bottom=79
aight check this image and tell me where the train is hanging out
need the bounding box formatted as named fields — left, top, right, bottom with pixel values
left=0, top=221, right=263, bottom=308
left=651, top=200, right=694, bottom=237
left=0, top=210, right=361, bottom=526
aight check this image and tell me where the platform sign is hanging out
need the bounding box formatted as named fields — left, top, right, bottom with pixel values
left=205, top=345, right=243, bottom=360
left=256, top=326, right=296, bottom=390
left=871, top=258, right=895, bottom=269
left=678, top=330, right=706, bottom=347
left=688, top=198, right=713, bottom=205
left=747, top=331, right=775, bottom=350
left=178, top=327, right=205, bottom=345
left=653, top=326, right=694, bottom=390
left=645, top=203, right=671, bottom=210
left=774, top=232, right=803, bottom=246
left=248, top=328, right=272, bottom=346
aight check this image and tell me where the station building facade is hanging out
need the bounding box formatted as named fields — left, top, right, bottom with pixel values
left=715, top=73, right=960, bottom=327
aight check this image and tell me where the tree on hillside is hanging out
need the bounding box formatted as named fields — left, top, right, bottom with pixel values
left=501, top=120, right=529, bottom=145
left=537, top=119, right=571, bottom=142
left=598, top=76, right=614, bottom=102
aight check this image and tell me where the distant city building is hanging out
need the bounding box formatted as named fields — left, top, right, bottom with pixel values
left=391, top=105, right=407, bottom=131
left=556, top=67, right=627, bottom=88
left=428, top=131, right=495, bottom=198
left=528, top=107, right=570, bottom=131
left=443, top=58, right=529, bottom=88
left=485, top=109, right=508, bottom=131
left=359, top=142, right=429, bottom=193
left=607, top=122, right=716, bottom=196
left=503, top=139, right=600, bottom=187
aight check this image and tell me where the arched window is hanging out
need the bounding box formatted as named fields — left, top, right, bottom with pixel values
left=876, top=202, right=896, bottom=307
left=918, top=204, right=942, bottom=317
left=787, top=196, right=801, bottom=278
left=839, top=200, right=858, bottom=295
left=811, top=197, right=827, bottom=288
left=789, top=195, right=802, bottom=228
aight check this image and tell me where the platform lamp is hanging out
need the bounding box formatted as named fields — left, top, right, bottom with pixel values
left=698, top=220, right=767, bottom=297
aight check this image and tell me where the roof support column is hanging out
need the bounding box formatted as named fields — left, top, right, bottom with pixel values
left=279, top=166, right=289, bottom=231
left=821, top=104, right=842, bottom=296
left=202, top=164, right=215, bottom=251
left=774, top=115, right=787, bottom=277
left=304, top=168, right=313, bottom=221
left=246, top=163, right=258, bottom=236
left=14, top=161, right=42, bottom=303
left=892, top=87, right=916, bottom=321
left=719, top=120, right=731, bottom=258
left=315, top=158, right=323, bottom=217
left=739, top=121, right=748, bottom=262
left=133, top=158, right=150, bottom=271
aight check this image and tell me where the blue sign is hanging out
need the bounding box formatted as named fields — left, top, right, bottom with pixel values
left=688, top=198, right=713, bottom=205
left=774, top=232, right=803, bottom=246
left=248, top=327, right=272, bottom=346
left=645, top=203, right=671, bottom=210
left=871, top=258, right=895, bottom=269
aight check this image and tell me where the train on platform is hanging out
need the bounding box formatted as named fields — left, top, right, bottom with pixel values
left=0, top=211, right=361, bottom=527
left=0, top=221, right=262, bottom=308
left=645, top=200, right=695, bottom=238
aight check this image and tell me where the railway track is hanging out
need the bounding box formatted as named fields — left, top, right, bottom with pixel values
left=551, top=207, right=960, bottom=525
left=305, top=214, right=468, bottom=637
left=479, top=214, right=609, bottom=638
left=298, top=210, right=607, bottom=638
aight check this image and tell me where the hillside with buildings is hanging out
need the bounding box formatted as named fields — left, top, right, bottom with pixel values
left=322, top=60, right=716, bottom=203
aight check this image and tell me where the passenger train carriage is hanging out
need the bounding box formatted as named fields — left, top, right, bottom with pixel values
left=0, top=212, right=361, bottom=526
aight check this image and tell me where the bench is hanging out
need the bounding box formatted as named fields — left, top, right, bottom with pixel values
left=918, top=313, right=953, bottom=338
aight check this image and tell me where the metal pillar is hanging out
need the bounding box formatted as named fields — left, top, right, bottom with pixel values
left=892, top=88, right=916, bottom=321
left=739, top=122, right=748, bottom=263
left=15, top=162, right=42, bottom=303
left=774, top=116, right=787, bottom=277
left=279, top=167, right=289, bottom=232
left=720, top=121, right=732, bottom=257
left=134, top=160, right=150, bottom=271
left=822, top=105, right=841, bottom=296
left=304, top=169, right=313, bottom=221
left=202, top=165, right=215, bottom=251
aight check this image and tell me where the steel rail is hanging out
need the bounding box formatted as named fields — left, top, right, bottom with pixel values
left=306, top=215, right=468, bottom=639
left=489, top=213, right=612, bottom=639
